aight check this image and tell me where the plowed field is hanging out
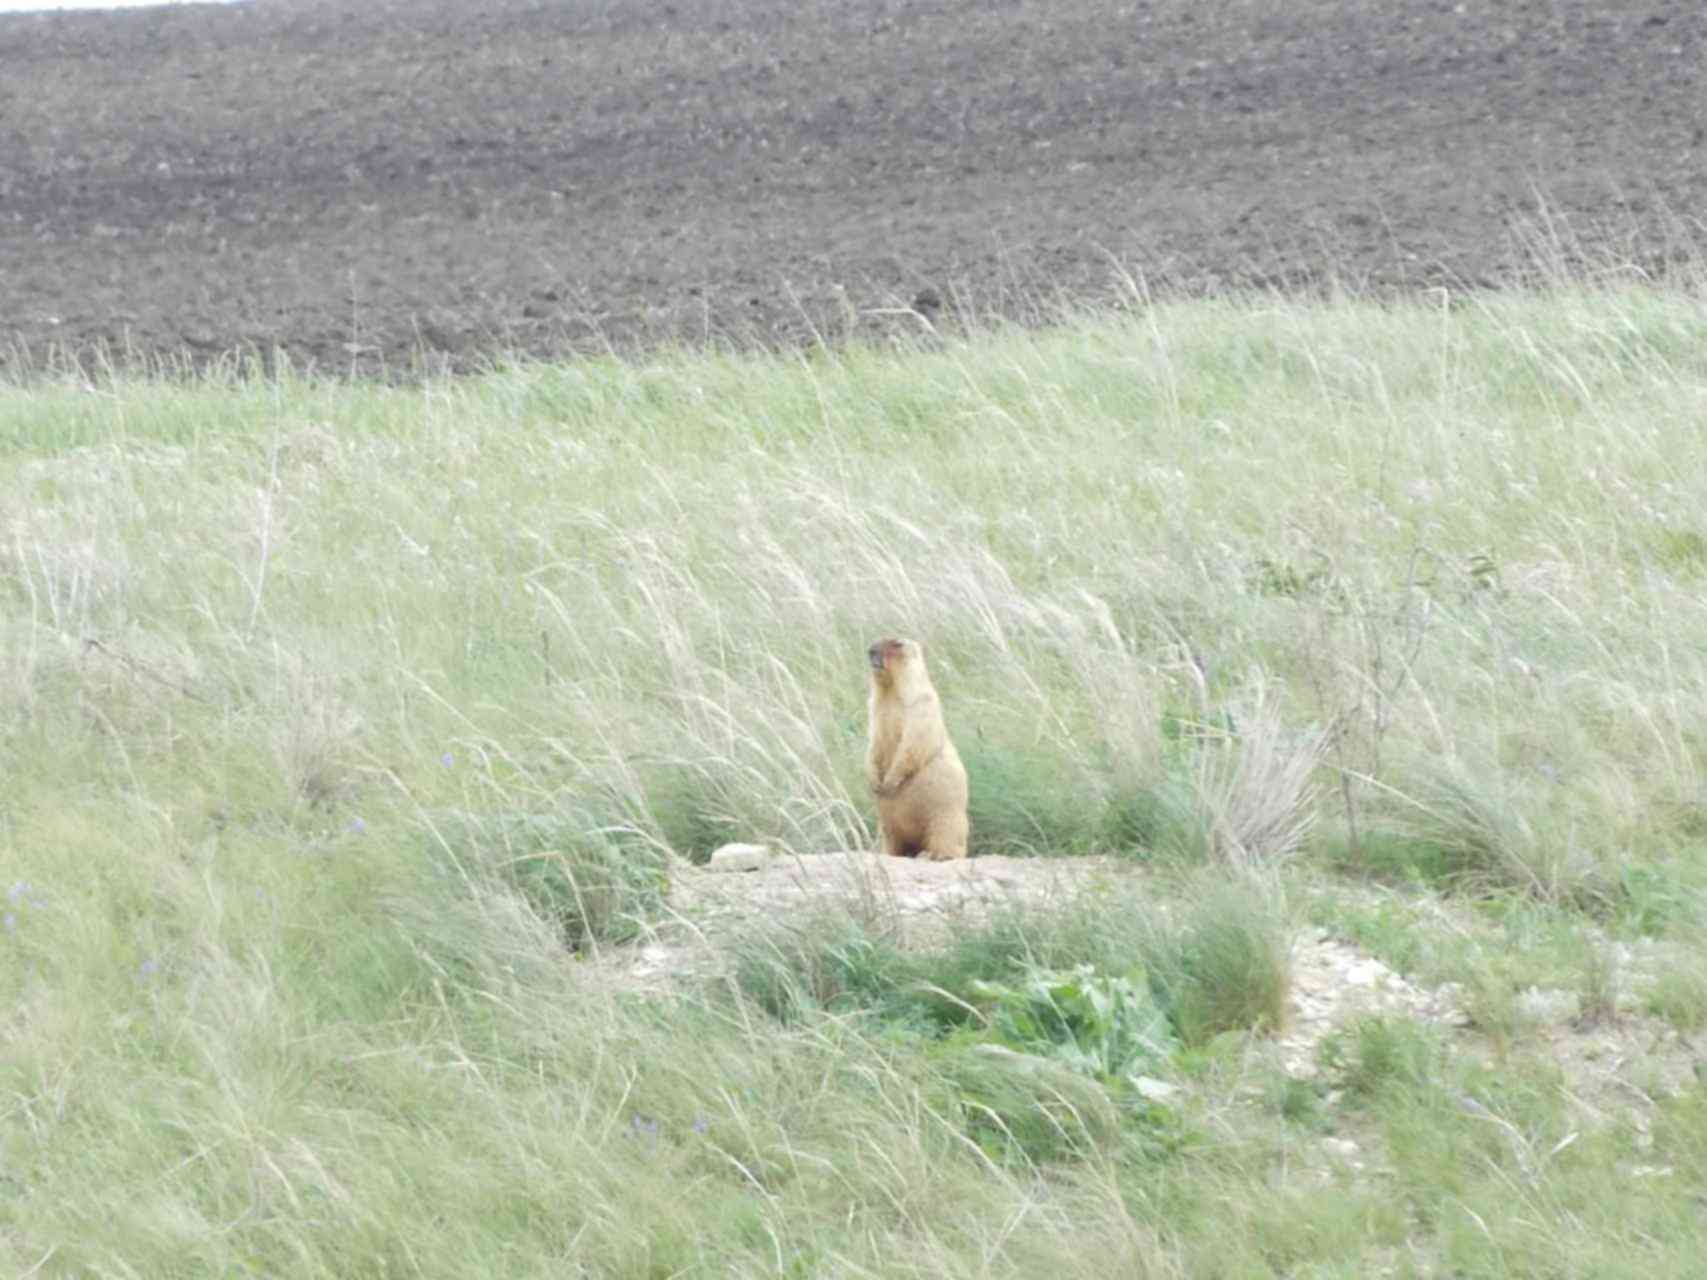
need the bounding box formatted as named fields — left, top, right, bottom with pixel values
left=3, top=0, right=1702, bottom=373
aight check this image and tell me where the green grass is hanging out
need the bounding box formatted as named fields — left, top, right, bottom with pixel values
left=6, top=277, right=1707, bottom=1274
left=731, top=877, right=1282, bottom=1059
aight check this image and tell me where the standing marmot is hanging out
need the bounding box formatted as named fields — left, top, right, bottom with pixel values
left=865, top=637, right=970, bottom=860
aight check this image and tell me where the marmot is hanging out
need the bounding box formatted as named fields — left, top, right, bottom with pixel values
left=865, top=637, right=970, bottom=860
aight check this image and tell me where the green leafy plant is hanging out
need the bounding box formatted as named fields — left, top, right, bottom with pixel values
left=967, top=963, right=1179, bottom=1084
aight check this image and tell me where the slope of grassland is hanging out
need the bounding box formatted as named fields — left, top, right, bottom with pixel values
left=4, top=283, right=1707, bottom=1277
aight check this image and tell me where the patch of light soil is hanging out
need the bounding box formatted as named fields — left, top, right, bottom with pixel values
left=1275, top=928, right=1468, bottom=1077
left=573, top=851, right=1135, bottom=994
left=575, top=852, right=1703, bottom=1136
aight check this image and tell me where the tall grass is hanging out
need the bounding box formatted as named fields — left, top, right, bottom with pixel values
left=5, top=277, right=1707, bottom=1273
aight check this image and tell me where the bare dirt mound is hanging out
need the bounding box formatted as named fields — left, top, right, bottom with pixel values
left=581, top=850, right=1702, bottom=1142
left=582, top=852, right=1467, bottom=1073
left=578, top=851, right=1118, bottom=993
left=2, top=0, right=1702, bottom=376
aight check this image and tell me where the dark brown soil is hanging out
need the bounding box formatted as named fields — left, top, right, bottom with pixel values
left=3, top=0, right=1702, bottom=376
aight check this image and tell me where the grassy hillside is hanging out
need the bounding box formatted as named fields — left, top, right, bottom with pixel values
left=4, top=282, right=1707, bottom=1276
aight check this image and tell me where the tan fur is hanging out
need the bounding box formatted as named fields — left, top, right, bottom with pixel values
left=865, top=637, right=970, bottom=861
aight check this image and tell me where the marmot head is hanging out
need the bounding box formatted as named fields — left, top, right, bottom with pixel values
left=867, top=637, right=922, bottom=686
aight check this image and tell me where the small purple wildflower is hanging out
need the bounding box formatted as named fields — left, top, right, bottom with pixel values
left=348, top=816, right=367, bottom=835
left=441, top=751, right=455, bottom=769
left=691, top=1116, right=710, bottom=1135
left=2, top=912, right=15, bottom=934
left=630, top=1114, right=660, bottom=1142
left=138, top=958, right=159, bottom=980
left=6, top=881, right=27, bottom=906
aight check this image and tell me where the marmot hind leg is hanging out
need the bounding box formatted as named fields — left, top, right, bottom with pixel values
left=919, top=812, right=968, bottom=861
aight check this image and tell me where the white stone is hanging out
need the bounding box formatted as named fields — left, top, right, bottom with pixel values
left=707, top=843, right=773, bottom=873
left=1130, top=1076, right=1179, bottom=1103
